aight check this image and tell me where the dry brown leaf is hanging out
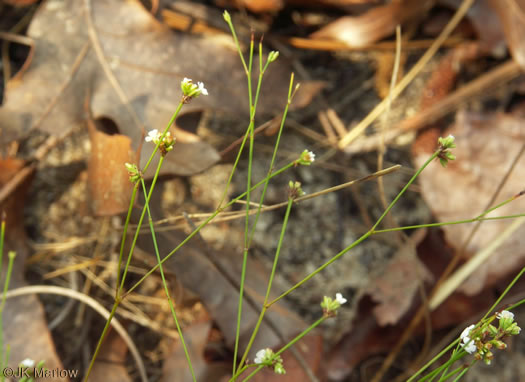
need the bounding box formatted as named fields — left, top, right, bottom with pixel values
left=364, top=231, right=432, bottom=326
left=488, top=0, right=525, bottom=66
left=310, top=0, right=433, bottom=47
left=439, top=0, right=506, bottom=56
left=413, top=111, right=525, bottom=295
left=0, top=0, right=314, bottom=156
left=135, top=226, right=307, bottom=359
left=87, top=117, right=139, bottom=216
left=162, top=320, right=231, bottom=382
left=89, top=330, right=132, bottom=382
left=0, top=158, right=65, bottom=380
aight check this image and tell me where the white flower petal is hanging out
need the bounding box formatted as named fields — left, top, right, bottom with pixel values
left=335, top=293, right=347, bottom=305
left=254, top=349, right=268, bottom=364
left=20, top=358, right=35, bottom=368
left=462, top=340, right=477, bottom=354
left=145, top=129, right=159, bottom=142
left=460, top=324, right=475, bottom=340
left=497, top=310, right=514, bottom=320
left=198, top=82, right=208, bottom=96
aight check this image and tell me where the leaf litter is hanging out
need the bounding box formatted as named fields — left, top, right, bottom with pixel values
left=3, top=0, right=525, bottom=380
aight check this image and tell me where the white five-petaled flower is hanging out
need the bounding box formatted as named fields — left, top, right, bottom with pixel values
left=145, top=129, right=160, bottom=143
left=181, top=77, right=208, bottom=98
left=460, top=324, right=477, bottom=354
left=305, top=150, right=315, bottom=163
left=254, top=348, right=271, bottom=364
left=335, top=293, right=347, bottom=305
left=497, top=310, right=514, bottom=320
left=20, top=358, right=35, bottom=368
left=145, top=129, right=172, bottom=146
left=197, top=81, right=208, bottom=96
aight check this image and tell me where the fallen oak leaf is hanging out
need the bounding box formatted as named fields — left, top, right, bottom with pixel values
left=0, top=0, right=315, bottom=155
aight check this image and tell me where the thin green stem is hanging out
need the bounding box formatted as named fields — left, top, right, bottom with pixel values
left=451, top=367, right=470, bottom=382
left=234, top=34, right=260, bottom=374
left=123, top=161, right=295, bottom=298
left=0, top=251, right=15, bottom=381
left=247, top=74, right=295, bottom=249
left=118, top=145, right=167, bottom=295
left=267, top=150, right=440, bottom=307
left=485, top=262, right=525, bottom=319
left=115, top=183, right=139, bottom=295
left=116, top=103, right=183, bottom=294
left=476, top=194, right=519, bottom=219
left=84, top=301, right=119, bottom=382
left=224, top=17, right=249, bottom=74
left=0, top=216, right=5, bottom=382
left=0, top=251, right=15, bottom=313
left=407, top=339, right=461, bottom=382
left=0, top=216, right=4, bottom=273
left=239, top=316, right=326, bottom=382
left=89, top=136, right=171, bottom=382
left=237, top=198, right=294, bottom=373
left=440, top=365, right=467, bottom=381
left=372, top=214, right=525, bottom=234
left=140, top=172, right=196, bottom=382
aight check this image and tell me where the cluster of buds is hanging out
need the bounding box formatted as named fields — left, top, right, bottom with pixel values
left=124, top=162, right=141, bottom=183
left=295, top=150, right=315, bottom=167
left=145, top=129, right=175, bottom=156
left=253, top=348, right=285, bottom=375
left=181, top=77, right=208, bottom=103
left=460, top=310, right=521, bottom=365
left=437, top=135, right=456, bottom=168
left=288, top=180, right=305, bottom=200
left=321, top=293, right=347, bottom=318
left=18, top=358, right=46, bottom=382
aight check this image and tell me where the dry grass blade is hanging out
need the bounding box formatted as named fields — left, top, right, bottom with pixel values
left=430, top=217, right=525, bottom=309
left=4, top=285, right=148, bottom=382
left=132, top=164, right=401, bottom=234
left=338, top=0, right=475, bottom=149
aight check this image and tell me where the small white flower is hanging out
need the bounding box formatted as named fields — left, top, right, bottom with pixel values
left=497, top=310, right=514, bottom=320
left=460, top=324, right=475, bottom=340
left=460, top=325, right=477, bottom=354
left=462, top=339, right=477, bottom=354
left=145, top=129, right=160, bottom=143
left=197, top=81, right=208, bottom=96
left=335, top=293, right=347, bottom=305
left=182, top=77, right=192, bottom=84
left=306, top=151, right=315, bottom=163
left=20, top=358, right=35, bottom=368
left=254, top=348, right=270, bottom=364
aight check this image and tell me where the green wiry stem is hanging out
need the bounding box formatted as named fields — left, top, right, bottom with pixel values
left=116, top=103, right=183, bottom=294
left=140, top=169, right=196, bottom=382
left=123, top=161, right=295, bottom=299
left=235, top=34, right=256, bottom=374
left=237, top=198, right=294, bottom=373
left=372, top=213, right=525, bottom=234
left=234, top=316, right=326, bottom=382
left=118, top=142, right=170, bottom=295
left=267, top=150, right=440, bottom=307
left=84, top=300, right=119, bottom=382
left=88, top=132, right=172, bottom=382
left=0, top=251, right=15, bottom=382
left=246, top=74, right=295, bottom=250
